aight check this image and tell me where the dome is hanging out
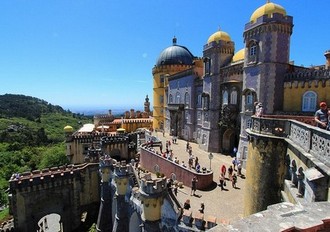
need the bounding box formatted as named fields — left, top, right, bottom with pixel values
left=156, top=37, right=194, bottom=66
left=232, top=48, right=245, bottom=63
left=64, top=125, right=73, bottom=133
left=207, top=30, right=231, bottom=44
left=250, top=1, right=286, bottom=23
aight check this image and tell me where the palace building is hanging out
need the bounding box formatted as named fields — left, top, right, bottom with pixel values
left=152, top=1, right=330, bottom=159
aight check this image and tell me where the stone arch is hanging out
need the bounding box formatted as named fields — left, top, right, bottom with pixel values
left=285, top=154, right=291, bottom=180
left=27, top=191, right=74, bottom=232
left=290, top=160, right=298, bottom=187
left=222, top=129, right=235, bottom=154
left=297, top=167, right=305, bottom=197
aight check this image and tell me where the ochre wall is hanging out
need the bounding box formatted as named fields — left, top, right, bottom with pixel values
left=283, top=80, right=330, bottom=112
left=244, top=136, right=287, bottom=216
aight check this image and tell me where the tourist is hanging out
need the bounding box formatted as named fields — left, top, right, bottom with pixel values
left=194, top=156, right=199, bottom=168
left=191, top=176, right=198, bottom=196
left=232, top=173, right=237, bottom=188
left=186, top=142, right=190, bottom=152
left=199, top=202, right=205, bottom=214
left=219, top=173, right=225, bottom=190
left=314, top=102, right=328, bottom=129
left=228, top=165, right=234, bottom=180
left=183, top=199, right=191, bottom=210
left=237, top=160, right=242, bottom=176
left=221, top=164, right=226, bottom=177
left=195, top=162, right=201, bottom=173
left=188, top=154, right=194, bottom=169
left=255, top=102, right=263, bottom=117
left=232, top=157, right=237, bottom=170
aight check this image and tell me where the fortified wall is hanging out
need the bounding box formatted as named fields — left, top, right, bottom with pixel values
left=9, top=163, right=99, bottom=232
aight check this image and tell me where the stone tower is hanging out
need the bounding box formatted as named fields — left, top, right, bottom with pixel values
left=238, top=1, right=293, bottom=158
left=96, top=157, right=115, bottom=231
left=202, top=29, right=235, bottom=152
left=144, top=95, right=150, bottom=114
left=139, top=178, right=167, bottom=231
left=112, top=161, right=131, bottom=232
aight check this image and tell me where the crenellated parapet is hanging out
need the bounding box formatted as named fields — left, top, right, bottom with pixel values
left=99, top=156, right=115, bottom=183
left=9, top=163, right=94, bottom=191
left=284, top=69, right=330, bottom=81
left=100, top=134, right=129, bottom=145
left=140, top=177, right=167, bottom=197
left=139, top=177, right=167, bottom=222
left=114, top=161, right=132, bottom=195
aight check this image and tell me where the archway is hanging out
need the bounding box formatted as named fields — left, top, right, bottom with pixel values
left=222, top=129, right=235, bottom=154
left=37, top=213, right=62, bottom=232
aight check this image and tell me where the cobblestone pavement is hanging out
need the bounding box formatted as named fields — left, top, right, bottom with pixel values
left=152, top=131, right=246, bottom=225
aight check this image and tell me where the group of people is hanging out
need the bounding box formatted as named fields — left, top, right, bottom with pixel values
left=315, top=101, right=330, bottom=131
left=219, top=158, right=242, bottom=190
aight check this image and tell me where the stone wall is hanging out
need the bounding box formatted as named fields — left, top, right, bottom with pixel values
left=139, top=147, right=213, bottom=190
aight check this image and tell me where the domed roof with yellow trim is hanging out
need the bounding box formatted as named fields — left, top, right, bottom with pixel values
left=207, top=30, right=231, bottom=44
left=250, top=1, right=286, bottom=23
left=64, top=125, right=73, bottom=133
left=232, top=48, right=245, bottom=63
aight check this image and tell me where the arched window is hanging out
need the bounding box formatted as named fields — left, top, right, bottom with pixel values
left=176, top=92, right=181, bottom=104
left=169, top=94, right=173, bottom=104
left=202, top=134, right=207, bottom=145
left=197, top=93, right=202, bottom=108
left=302, top=91, right=317, bottom=112
left=222, top=90, right=228, bottom=105
left=185, top=92, right=190, bottom=107
left=230, top=89, right=238, bottom=105
left=246, top=92, right=254, bottom=105
left=247, top=40, right=258, bottom=63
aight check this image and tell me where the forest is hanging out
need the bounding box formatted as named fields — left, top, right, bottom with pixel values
left=0, top=94, right=92, bottom=208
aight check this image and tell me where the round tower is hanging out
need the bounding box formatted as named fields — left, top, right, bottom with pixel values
left=96, top=157, right=115, bottom=231
left=238, top=0, right=293, bottom=164
left=139, top=177, right=167, bottom=231
left=112, top=161, right=131, bottom=232
left=152, top=37, right=194, bottom=131
left=243, top=0, right=293, bottom=114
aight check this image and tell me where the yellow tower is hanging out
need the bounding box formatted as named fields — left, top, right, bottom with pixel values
left=139, top=177, right=167, bottom=231
left=152, top=37, right=195, bottom=131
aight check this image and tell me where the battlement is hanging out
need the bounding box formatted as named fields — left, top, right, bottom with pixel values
left=114, top=161, right=132, bottom=177
left=100, top=134, right=129, bottom=144
left=9, top=163, right=98, bottom=191
left=140, top=177, right=167, bottom=196
left=284, top=69, right=330, bottom=81
left=99, top=156, right=115, bottom=168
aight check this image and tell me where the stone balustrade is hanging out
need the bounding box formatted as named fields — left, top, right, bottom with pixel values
left=250, top=116, right=330, bottom=169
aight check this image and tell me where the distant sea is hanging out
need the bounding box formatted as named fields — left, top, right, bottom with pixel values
left=68, top=107, right=143, bottom=116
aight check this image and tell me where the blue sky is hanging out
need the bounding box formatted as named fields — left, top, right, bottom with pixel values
left=0, top=0, right=328, bottom=112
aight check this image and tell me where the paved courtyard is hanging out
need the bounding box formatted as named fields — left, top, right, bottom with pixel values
left=152, top=131, right=246, bottom=225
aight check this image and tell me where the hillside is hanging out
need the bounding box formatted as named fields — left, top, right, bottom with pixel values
left=0, top=94, right=93, bottom=206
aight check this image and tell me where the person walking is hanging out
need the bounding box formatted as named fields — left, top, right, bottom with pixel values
left=191, top=176, right=198, bottom=196
left=232, top=173, right=237, bottom=188
left=219, top=173, right=225, bottom=191
left=228, top=165, right=234, bottom=180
